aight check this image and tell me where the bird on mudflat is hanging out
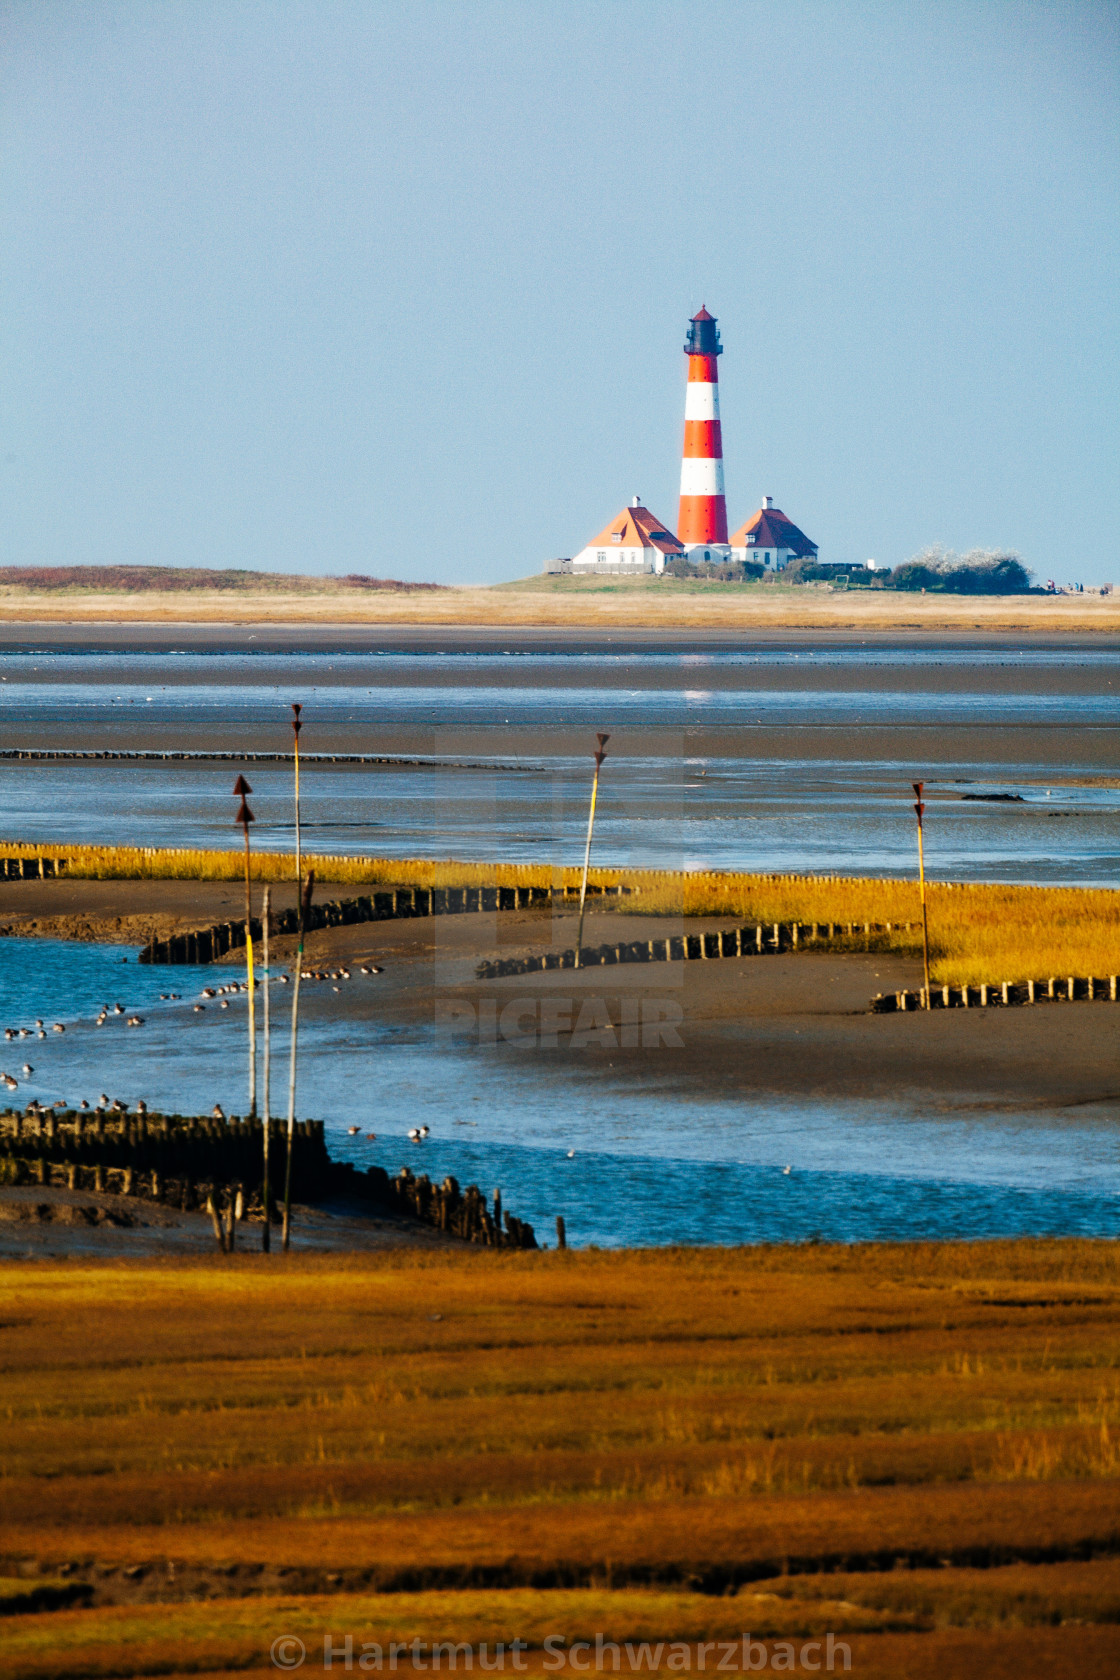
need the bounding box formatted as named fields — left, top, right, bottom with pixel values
left=212, top=1104, right=225, bottom=1120
left=783, top=1165, right=792, bottom=1175
left=347, top=1125, right=361, bottom=1135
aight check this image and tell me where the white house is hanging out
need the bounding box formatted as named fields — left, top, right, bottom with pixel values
left=729, top=497, right=818, bottom=572
left=566, top=499, right=685, bottom=576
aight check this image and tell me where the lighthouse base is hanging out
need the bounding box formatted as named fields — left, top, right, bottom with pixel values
left=681, top=543, right=732, bottom=565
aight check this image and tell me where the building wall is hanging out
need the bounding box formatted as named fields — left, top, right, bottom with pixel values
left=570, top=544, right=667, bottom=575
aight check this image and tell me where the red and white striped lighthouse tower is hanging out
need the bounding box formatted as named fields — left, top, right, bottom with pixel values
left=678, top=306, right=729, bottom=558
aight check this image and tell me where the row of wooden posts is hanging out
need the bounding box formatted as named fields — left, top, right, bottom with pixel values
left=0, top=1108, right=543, bottom=1250
left=875, top=976, right=1120, bottom=1012
left=477, top=920, right=918, bottom=979
left=137, top=883, right=629, bottom=966
left=377, top=1166, right=540, bottom=1249
left=0, top=1108, right=330, bottom=1190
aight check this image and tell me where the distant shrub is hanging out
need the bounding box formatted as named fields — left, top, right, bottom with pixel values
left=662, top=558, right=764, bottom=582
left=886, top=547, right=1033, bottom=595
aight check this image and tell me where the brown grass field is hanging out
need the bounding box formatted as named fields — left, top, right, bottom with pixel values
left=4, top=843, right=1119, bottom=989
left=0, top=574, right=1118, bottom=629
left=2, top=1241, right=1119, bottom=1677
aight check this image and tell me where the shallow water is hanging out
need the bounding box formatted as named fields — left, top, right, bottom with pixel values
left=2, top=938, right=1117, bottom=1248
left=1, top=645, right=1117, bottom=1245
left=1, top=648, right=1118, bottom=882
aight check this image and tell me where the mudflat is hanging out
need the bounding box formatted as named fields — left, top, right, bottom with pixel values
left=3, top=879, right=1116, bottom=1112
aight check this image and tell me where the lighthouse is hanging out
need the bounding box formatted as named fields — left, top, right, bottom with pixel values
left=678, top=307, right=730, bottom=560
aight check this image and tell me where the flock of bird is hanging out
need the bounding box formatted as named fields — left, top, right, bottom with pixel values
left=3, top=956, right=402, bottom=1132
left=5, top=1017, right=66, bottom=1041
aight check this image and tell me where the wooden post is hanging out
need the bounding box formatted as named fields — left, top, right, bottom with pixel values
left=206, top=1193, right=226, bottom=1252
left=912, top=781, right=932, bottom=1010
left=261, top=886, right=271, bottom=1254
left=284, top=869, right=315, bottom=1253
left=574, top=735, right=609, bottom=970
left=556, top=1214, right=566, bottom=1250
left=234, top=777, right=257, bottom=1119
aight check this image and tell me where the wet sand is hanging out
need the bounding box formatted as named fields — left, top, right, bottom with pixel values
left=4, top=631, right=1118, bottom=777
left=5, top=879, right=1113, bottom=1113
left=2, top=618, right=1120, bottom=652
left=0, top=1183, right=454, bottom=1259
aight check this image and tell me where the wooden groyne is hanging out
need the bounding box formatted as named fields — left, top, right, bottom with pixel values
left=874, top=977, right=1120, bottom=1011
left=0, top=1108, right=540, bottom=1249
left=0, top=750, right=536, bottom=770
left=1, top=855, right=63, bottom=878
left=139, top=882, right=630, bottom=965
left=477, top=919, right=911, bottom=978
left=0, top=1107, right=331, bottom=1208
left=373, top=1165, right=538, bottom=1248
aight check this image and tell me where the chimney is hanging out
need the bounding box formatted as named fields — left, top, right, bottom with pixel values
left=631, top=495, right=640, bottom=507
left=764, top=496, right=773, bottom=509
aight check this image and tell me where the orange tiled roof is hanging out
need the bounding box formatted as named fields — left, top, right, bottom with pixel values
left=587, top=504, right=683, bottom=553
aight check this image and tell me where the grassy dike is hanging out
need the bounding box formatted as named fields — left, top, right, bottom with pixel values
left=4, top=842, right=1119, bottom=989
left=1, top=1242, right=1119, bottom=1678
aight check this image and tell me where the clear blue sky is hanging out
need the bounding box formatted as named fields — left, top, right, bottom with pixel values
left=1, top=0, right=1117, bottom=584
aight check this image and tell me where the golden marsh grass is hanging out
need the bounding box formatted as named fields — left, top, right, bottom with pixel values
left=3, top=1244, right=1119, bottom=1678
left=4, top=842, right=1117, bottom=986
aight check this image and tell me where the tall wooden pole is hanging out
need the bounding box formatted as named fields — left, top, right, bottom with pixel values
left=260, top=885, right=271, bottom=1253
left=913, top=780, right=932, bottom=1010
left=292, top=704, right=303, bottom=887
left=283, top=869, right=313, bottom=1253
left=574, top=734, right=609, bottom=970
left=234, top=776, right=257, bottom=1116
left=283, top=705, right=305, bottom=1255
